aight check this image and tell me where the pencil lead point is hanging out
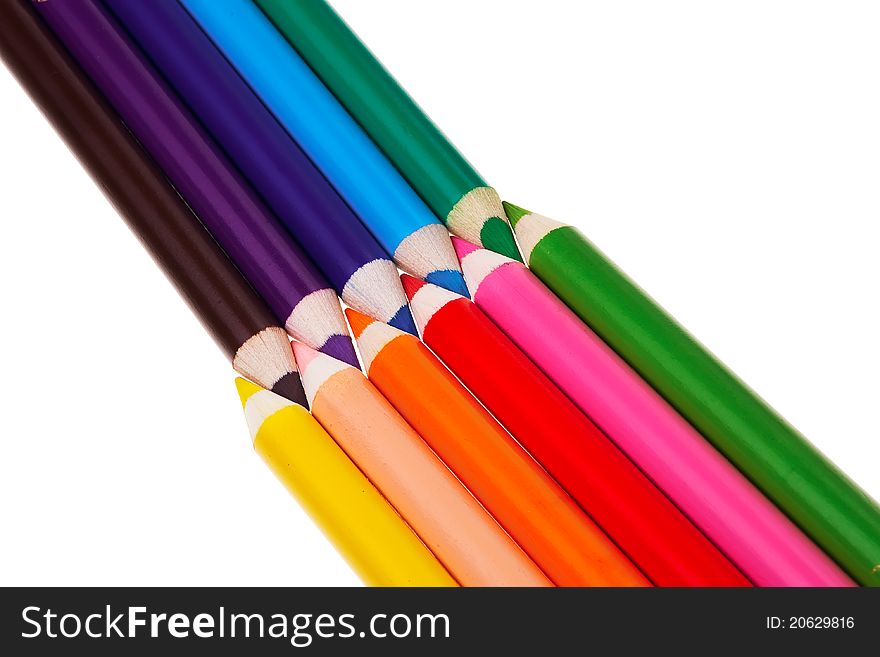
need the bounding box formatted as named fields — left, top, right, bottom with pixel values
left=388, top=303, right=418, bottom=335
left=286, top=288, right=357, bottom=366
left=345, top=308, right=375, bottom=338
left=502, top=202, right=531, bottom=227
left=451, top=236, right=480, bottom=261
left=406, top=276, right=466, bottom=334
left=235, top=377, right=263, bottom=408
left=319, top=334, right=359, bottom=367
left=480, top=215, right=522, bottom=261
left=425, top=269, right=470, bottom=298
left=400, top=273, right=427, bottom=300
left=292, top=341, right=320, bottom=373
left=268, top=371, right=307, bottom=407
left=296, top=342, right=357, bottom=404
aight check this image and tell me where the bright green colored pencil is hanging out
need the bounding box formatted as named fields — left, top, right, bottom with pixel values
left=254, top=0, right=521, bottom=262
left=506, top=202, right=880, bottom=586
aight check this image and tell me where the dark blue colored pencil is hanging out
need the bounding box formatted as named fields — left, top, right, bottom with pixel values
left=103, top=0, right=416, bottom=335
left=37, top=0, right=358, bottom=366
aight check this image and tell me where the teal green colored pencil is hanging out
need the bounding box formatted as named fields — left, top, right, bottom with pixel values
left=254, top=0, right=521, bottom=262
left=506, top=202, right=880, bottom=586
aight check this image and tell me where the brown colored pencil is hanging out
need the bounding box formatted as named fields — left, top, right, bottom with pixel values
left=0, top=0, right=303, bottom=403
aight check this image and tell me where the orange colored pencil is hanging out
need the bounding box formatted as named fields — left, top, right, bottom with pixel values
left=293, top=341, right=552, bottom=587
left=346, top=308, right=649, bottom=587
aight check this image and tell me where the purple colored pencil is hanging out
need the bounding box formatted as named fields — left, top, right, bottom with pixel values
left=34, top=0, right=357, bottom=365
left=102, top=0, right=416, bottom=336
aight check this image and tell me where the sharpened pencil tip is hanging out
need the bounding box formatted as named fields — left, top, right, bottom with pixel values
left=502, top=202, right=531, bottom=227
left=400, top=273, right=427, bottom=300
left=388, top=303, right=418, bottom=335
left=480, top=216, right=522, bottom=261
left=425, top=269, right=470, bottom=298
left=292, top=341, right=321, bottom=374
left=451, top=236, right=480, bottom=261
left=319, top=334, right=360, bottom=368
left=235, top=377, right=263, bottom=408
left=271, top=371, right=308, bottom=408
left=297, top=342, right=356, bottom=406
left=345, top=308, right=375, bottom=339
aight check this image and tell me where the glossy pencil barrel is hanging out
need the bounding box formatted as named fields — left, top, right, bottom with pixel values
left=297, top=346, right=552, bottom=587
left=407, top=281, right=750, bottom=587
left=255, top=0, right=520, bottom=259
left=254, top=0, right=480, bottom=223
left=35, top=0, right=355, bottom=367
left=456, top=244, right=854, bottom=586
left=349, top=312, right=649, bottom=587
left=236, top=379, right=456, bottom=587
left=104, top=0, right=414, bottom=333
left=513, top=211, right=880, bottom=586
left=0, top=0, right=302, bottom=401
left=182, top=0, right=467, bottom=296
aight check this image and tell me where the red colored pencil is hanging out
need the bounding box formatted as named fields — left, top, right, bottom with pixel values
left=346, top=308, right=648, bottom=586
left=402, top=274, right=750, bottom=587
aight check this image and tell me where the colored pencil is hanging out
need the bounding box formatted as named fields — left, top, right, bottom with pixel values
left=345, top=309, right=649, bottom=587
left=181, top=0, right=468, bottom=298
left=402, top=275, right=749, bottom=587
left=454, top=238, right=855, bottom=587
left=103, top=0, right=416, bottom=335
left=0, top=0, right=303, bottom=404
left=293, top=342, right=552, bottom=587
left=35, top=0, right=356, bottom=368
left=254, top=0, right=521, bottom=261
left=233, top=1, right=879, bottom=584
left=506, top=203, right=880, bottom=586
left=235, top=378, right=456, bottom=587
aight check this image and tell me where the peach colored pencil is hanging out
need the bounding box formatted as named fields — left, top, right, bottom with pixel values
left=293, top=342, right=552, bottom=587
left=345, top=308, right=649, bottom=587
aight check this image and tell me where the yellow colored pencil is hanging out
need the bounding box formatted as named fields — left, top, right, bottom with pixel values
left=235, top=378, right=457, bottom=587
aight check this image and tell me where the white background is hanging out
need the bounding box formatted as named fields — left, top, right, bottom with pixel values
left=1, top=1, right=877, bottom=586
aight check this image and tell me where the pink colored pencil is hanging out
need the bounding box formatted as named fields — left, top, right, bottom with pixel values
left=454, top=237, right=854, bottom=587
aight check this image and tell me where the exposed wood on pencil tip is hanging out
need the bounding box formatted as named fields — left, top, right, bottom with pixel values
left=509, top=209, right=567, bottom=263
left=234, top=376, right=263, bottom=409
left=346, top=308, right=411, bottom=374
left=342, top=258, right=416, bottom=334
left=284, top=288, right=353, bottom=360
left=344, top=307, right=376, bottom=339
left=453, top=237, right=519, bottom=297
left=450, top=236, right=480, bottom=261
left=502, top=201, right=532, bottom=228
left=402, top=273, right=466, bottom=304
left=238, top=384, right=299, bottom=445
left=400, top=273, right=427, bottom=299
left=393, top=223, right=468, bottom=297
left=402, top=274, right=466, bottom=336
left=444, top=187, right=522, bottom=262
left=291, top=340, right=321, bottom=373
left=230, top=327, right=306, bottom=406
left=232, top=326, right=299, bottom=388
left=293, top=340, right=358, bottom=407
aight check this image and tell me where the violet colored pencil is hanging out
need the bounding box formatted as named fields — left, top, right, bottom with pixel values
left=35, top=0, right=357, bottom=366
left=0, top=0, right=303, bottom=404
left=103, top=0, right=416, bottom=335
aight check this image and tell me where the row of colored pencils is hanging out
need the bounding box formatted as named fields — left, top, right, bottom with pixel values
left=1, top=0, right=877, bottom=587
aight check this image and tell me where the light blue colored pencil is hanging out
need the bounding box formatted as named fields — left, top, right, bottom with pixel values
left=181, top=0, right=468, bottom=297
